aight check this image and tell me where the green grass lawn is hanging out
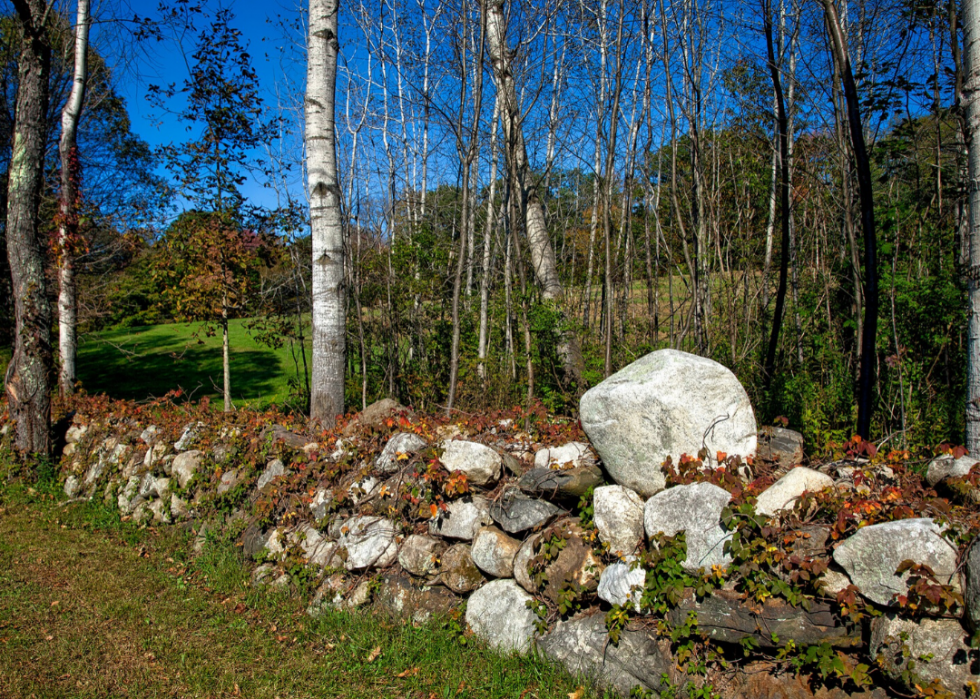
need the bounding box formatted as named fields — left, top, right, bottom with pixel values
left=76, top=319, right=312, bottom=410
left=0, top=479, right=603, bottom=699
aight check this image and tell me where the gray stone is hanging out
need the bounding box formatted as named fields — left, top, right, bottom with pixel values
left=470, top=526, right=521, bottom=578
left=310, top=487, right=334, bottom=521
left=513, top=531, right=543, bottom=593
left=398, top=535, right=446, bottom=577
left=593, top=485, right=645, bottom=556
left=153, top=477, right=171, bottom=501
left=65, top=424, right=88, bottom=444
left=465, top=579, right=538, bottom=654
left=755, top=467, right=835, bottom=517
left=429, top=496, right=492, bottom=540
left=533, top=442, right=596, bottom=470
left=144, top=442, right=167, bottom=469
left=966, top=537, right=980, bottom=632
left=242, top=523, right=269, bottom=559
left=489, top=488, right=561, bottom=533
left=172, top=450, right=203, bottom=489
left=348, top=476, right=380, bottom=504
left=536, top=614, right=677, bottom=697
left=216, top=470, right=239, bottom=495
left=667, top=588, right=862, bottom=649
left=926, top=454, right=980, bottom=487
left=440, top=440, right=502, bottom=486
left=643, top=482, right=733, bottom=572
left=833, top=518, right=959, bottom=606
left=117, top=476, right=141, bottom=514
left=341, top=398, right=411, bottom=437
left=252, top=563, right=276, bottom=585
left=597, top=560, right=646, bottom=611
left=139, top=425, right=159, bottom=445
left=257, top=459, right=285, bottom=490
left=148, top=498, right=171, bottom=524
left=339, top=580, right=372, bottom=609
left=376, top=432, right=428, bottom=474
left=170, top=494, right=189, bottom=519
left=375, top=575, right=458, bottom=624
left=63, top=475, right=80, bottom=498
left=307, top=574, right=347, bottom=615
left=871, top=614, right=978, bottom=699
left=292, top=523, right=341, bottom=568
left=83, top=458, right=107, bottom=490
left=339, top=516, right=399, bottom=570
left=438, top=544, right=485, bottom=593
left=518, top=465, right=603, bottom=500
left=817, top=570, right=852, bottom=596
left=174, top=422, right=204, bottom=451
left=579, top=349, right=757, bottom=496
left=756, top=426, right=805, bottom=468
left=138, top=472, right=156, bottom=499
left=520, top=520, right=603, bottom=603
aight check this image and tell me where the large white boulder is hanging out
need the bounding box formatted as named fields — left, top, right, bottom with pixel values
left=644, top=482, right=733, bottom=572
left=465, top=579, right=538, bottom=654
left=579, top=349, right=757, bottom=496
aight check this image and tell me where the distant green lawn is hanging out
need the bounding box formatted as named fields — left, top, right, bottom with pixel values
left=77, top=319, right=311, bottom=409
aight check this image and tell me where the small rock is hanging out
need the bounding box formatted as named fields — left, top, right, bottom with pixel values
left=174, top=422, right=204, bottom=451
left=817, top=570, right=852, bottom=596
left=593, top=485, right=645, bottom=556
left=310, top=487, right=334, bottom=521
left=339, top=516, right=399, bottom=570
left=217, top=470, right=240, bottom=496
left=307, top=574, right=347, bottom=615
left=489, top=487, right=561, bottom=533
left=65, top=424, right=88, bottom=444
left=375, top=574, right=458, bottom=623
left=533, top=442, right=595, bottom=470
left=429, top=496, right=492, bottom=540
left=871, top=614, right=978, bottom=698
left=140, top=425, right=159, bottom=445
left=342, top=398, right=412, bottom=437
left=833, top=518, right=959, bottom=606
left=63, top=475, right=80, bottom=498
left=755, top=466, right=834, bottom=517
left=966, top=538, right=980, bottom=632
left=787, top=525, right=830, bottom=558
left=242, top=523, right=269, bottom=559
left=523, top=520, right=603, bottom=603
left=144, top=442, right=167, bottom=469
left=292, top=523, right=341, bottom=568
left=339, top=580, right=373, bottom=609
left=597, top=560, right=646, bottom=611
left=252, top=563, right=276, bottom=585
left=465, top=579, right=538, bottom=653
left=376, top=432, right=428, bottom=474
left=756, top=426, right=805, bottom=468
left=470, top=526, right=521, bottom=578
left=513, top=531, right=544, bottom=593
left=926, top=454, right=980, bottom=487
left=153, top=477, right=171, bottom=501
left=257, top=459, right=286, bottom=490
left=172, top=450, right=203, bottom=489
left=398, top=535, right=446, bottom=577
left=348, top=476, right=379, bottom=504
left=148, top=498, right=170, bottom=524
left=644, top=482, right=732, bottom=572
left=518, top=465, right=603, bottom=499
left=440, top=440, right=502, bottom=486
left=171, top=494, right=189, bottom=519
left=117, top=476, right=141, bottom=514
left=438, top=544, right=485, bottom=593
left=579, top=349, right=757, bottom=497
left=138, top=472, right=156, bottom=499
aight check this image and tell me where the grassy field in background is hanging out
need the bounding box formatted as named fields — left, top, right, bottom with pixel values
left=0, top=479, right=602, bottom=699
left=75, top=319, right=312, bottom=410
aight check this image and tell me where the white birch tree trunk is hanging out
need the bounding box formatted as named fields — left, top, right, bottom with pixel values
left=307, top=0, right=346, bottom=424
left=57, top=0, right=90, bottom=397
left=964, top=0, right=980, bottom=451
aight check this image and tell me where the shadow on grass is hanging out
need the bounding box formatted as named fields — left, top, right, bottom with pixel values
left=77, top=330, right=282, bottom=405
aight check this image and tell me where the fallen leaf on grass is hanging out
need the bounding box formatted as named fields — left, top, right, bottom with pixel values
left=366, top=646, right=381, bottom=662
left=568, top=688, right=586, bottom=699
left=396, top=667, right=420, bottom=678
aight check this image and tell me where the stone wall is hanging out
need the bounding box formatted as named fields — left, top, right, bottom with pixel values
left=7, top=350, right=980, bottom=699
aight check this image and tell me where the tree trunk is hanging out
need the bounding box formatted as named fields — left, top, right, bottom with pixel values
left=4, top=0, right=52, bottom=456
left=821, top=0, right=879, bottom=439
left=963, top=0, right=980, bottom=451
left=484, top=0, right=584, bottom=388
left=222, top=304, right=232, bottom=412
left=57, top=0, right=90, bottom=397
left=307, top=0, right=346, bottom=425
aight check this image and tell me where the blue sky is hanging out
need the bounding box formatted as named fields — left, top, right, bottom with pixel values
left=110, top=0, right=309, bottom=216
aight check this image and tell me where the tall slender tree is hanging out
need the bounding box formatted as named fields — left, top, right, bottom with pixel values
left=963, top=0, right=980, bottom=451
left=4, top=0, right=52, bottom=456
left=307, top=0, right=346, bottom=424
left=56, top=0, right=91, bottom=397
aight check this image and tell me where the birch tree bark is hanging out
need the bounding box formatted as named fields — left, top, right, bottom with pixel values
left=307, top=0, right=346, bottom=424
left=5, top=0, right=52, bottom=455
left=57, top=0, right=90, bottom=397
left=963, top=0, right=980, bottom=451
left=484, top=0, right=585, bottom=387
